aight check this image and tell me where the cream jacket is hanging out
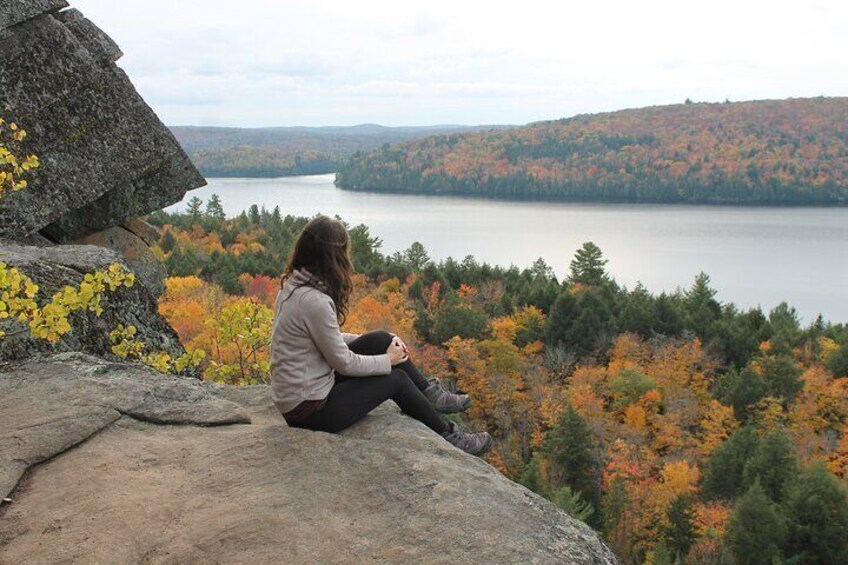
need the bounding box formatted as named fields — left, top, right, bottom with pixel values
left=270, top=269, right=392, bottom=413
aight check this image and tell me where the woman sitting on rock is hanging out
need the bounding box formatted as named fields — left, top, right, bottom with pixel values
left=270, top=214, right=492, bottom=456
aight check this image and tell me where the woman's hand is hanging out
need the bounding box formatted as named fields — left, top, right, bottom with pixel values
left=386, top=336, right=409, bottom=366
left=389, top=332, right=409, bottom=356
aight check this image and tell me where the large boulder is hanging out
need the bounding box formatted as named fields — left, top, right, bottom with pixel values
left=0, top=3, right=205, bottom=241
left=0, top=353, right=617, bottom=564
left=0, top=240, right=182, bottom=363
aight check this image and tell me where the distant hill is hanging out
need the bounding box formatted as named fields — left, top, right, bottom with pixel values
left=335, top=98, right=848, bottom=205
left=170, top=124, right=509, bottom=178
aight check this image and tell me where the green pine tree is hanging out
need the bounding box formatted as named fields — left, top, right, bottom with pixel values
left=742, top=429, right=799, bottom=504
left=568, top=242, right=609, bottom=287
left=186, top=196, right=203, bottom=224
left=205, top=193, right=226, bottom=219
left=403, top=241, right=431, bottom=272
left=726, top=480, right=787, bottom=565
left=542, top=406, right=601, bottom=524
left=702, top=426, right=760, bottom=501
left=783, top=464, right=848, bottom=564
left=550, top=485, right=595, bottom=523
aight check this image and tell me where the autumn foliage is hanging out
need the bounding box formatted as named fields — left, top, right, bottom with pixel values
left=337, top=98, right=848, bottom=205
left=149, top=207, right=848, bottom=564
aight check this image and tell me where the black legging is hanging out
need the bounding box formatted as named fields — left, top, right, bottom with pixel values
left=289, top=330, right=450, bottom=434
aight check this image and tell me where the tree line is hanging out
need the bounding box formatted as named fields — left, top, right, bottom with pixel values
left=336, top=97, right=848, bottom=205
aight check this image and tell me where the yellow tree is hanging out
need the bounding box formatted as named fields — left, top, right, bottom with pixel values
left=345, top=277, right=416, bottom=345
left=158, top=275, right=227, bottom=345
left=202, top=296, right=273, bottom=385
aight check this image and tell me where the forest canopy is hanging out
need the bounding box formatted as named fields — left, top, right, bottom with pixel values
left=336, top=97, right=848, bottom=205
left=147, top=200, right=848, bottom=564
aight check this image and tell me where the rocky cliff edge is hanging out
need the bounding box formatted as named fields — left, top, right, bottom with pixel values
left=0, top=353, right=617, bottom=564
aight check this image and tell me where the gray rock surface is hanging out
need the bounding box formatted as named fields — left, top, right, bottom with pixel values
left=0, top=8, right=205, bottom=241
left=54, top=8, right=122, bottom=63
left=0, top=352, right=251, bottom=500
left=0, top=353, right=617, bottom=564
left=0, top=240, right=183, bottom=363
left=73, top=224, right=167, bottom=297
left=0, top=0, right=67, bottom=31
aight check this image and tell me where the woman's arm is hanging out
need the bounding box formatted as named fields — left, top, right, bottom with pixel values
left=303, top=295, right=391, bottom=376
left=341, top=332, right=360, bottom=345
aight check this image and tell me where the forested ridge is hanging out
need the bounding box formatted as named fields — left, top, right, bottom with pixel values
left=170, top=124, right=506, bottom=177
left=336, top=97, right=848, bottom=205
left=146, top=198, right=848, bottom=564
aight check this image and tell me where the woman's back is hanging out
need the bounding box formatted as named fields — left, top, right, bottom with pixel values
left=270, top=268, right=390, bottom=414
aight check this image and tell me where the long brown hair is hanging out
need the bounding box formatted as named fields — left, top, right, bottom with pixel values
left=281, top=215, right=354, bottom=324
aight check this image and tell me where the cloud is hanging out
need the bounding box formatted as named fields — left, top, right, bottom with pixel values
left=71, top=0, right=848, bottom=127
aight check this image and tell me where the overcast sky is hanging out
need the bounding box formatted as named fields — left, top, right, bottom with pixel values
left=72, top=0, right=848, bottom=127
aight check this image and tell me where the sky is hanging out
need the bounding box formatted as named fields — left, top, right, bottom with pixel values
left=72, top=0, right=848, bottom=128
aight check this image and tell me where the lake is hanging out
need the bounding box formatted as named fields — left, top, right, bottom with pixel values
left=165, top=174, right=848, bottom=324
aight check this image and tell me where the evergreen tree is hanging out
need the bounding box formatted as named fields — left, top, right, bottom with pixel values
left=664, top=494, right=696, bottom=559
left=545, top=291, right=578, bottom=348
left=653, top=292, right=686, bottom=336
left=542, top=406, right=601, bottom=521
left=726, top=481, right=787, bottom=565
left=568, top=242, right=609, bottom=287
left=403, top=241, right=431, bottom=272
left=684, top=272, right=721, bottom=339
left=430, top=300, right=489, bottom=344
left=567, top=290, right=616, bottom=356
left=711, top=305, right=767, bottom=368
left=742, top=429, right=799, bottom=504
left=529, top=257, right=555, bottom=280
left=545, top=287, right=615, bottom=356
left=825, top=343, right=848, bottom=378
left=759, top=355, right=803, bottom=406
left=234, top=211, right=250, bottom=231
left=519, top=457, right=546, bottom=496
left=715, top=367, right=769, bottom=423
left=702, top=426, right=760, bottom=500
left=164, top=248, right=201, bottom=277
left=186, top=196, right=203, bottom=224
left=349, top=224, right=384, bottom=275
left=248, top=204, right=261, bottom=225
left=618, top=283, right=655, bottom=337
left=551, top=485, right=595, bottom=523
left=768, top=302, right=801, bottom=354
left=783, top=464, right=848, bottom=564
left=205, top=193, right=226, bottom=219
left=653, top=538, right=674, bottom=565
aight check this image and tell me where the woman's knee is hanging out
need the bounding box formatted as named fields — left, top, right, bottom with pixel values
left=358, top=330, right=394, bottom=350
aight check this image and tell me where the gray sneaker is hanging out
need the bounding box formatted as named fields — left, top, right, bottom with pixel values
left=423, top=378, right=471, bottom=413
left=441, top=421, right=493, bottom=456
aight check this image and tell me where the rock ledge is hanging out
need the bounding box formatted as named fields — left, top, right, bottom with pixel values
left=0, top=353, right=617, bottom=564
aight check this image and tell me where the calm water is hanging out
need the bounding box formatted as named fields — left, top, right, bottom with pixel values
left=166, top=174, right=848, bottom=323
